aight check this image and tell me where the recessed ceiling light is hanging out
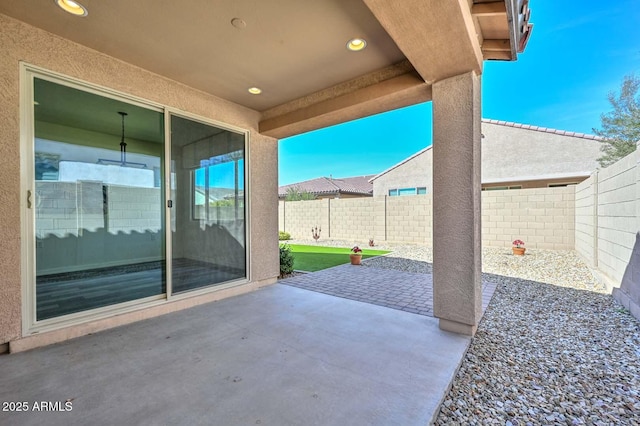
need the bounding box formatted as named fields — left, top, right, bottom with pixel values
left=248, top=87, right=262, bottom=95
left=347, top=38, right=367, bottom=52
left=55, top=0, right=88, bottom=16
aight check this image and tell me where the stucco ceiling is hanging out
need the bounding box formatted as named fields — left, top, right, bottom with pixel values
left=0, top=0, right=407, bottom=111
left=1, top=0, right=522, bottom=138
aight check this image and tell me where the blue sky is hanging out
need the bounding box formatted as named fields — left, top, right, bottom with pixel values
left=195, top=159, right=245, bottom=189
left=279, top=0, right=640, bottom=186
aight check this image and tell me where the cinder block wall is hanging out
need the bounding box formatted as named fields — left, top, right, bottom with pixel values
left=575, top=175, right=597, bottom=267
left=36, top=182, right=162, bottom=237
left=329, top=197, right=384, bottom=241
left=386, top=195, right=432, bottom=243
left=35, top=182, right=164, bottom=274
left=576, top=153, right=639, bottom=285
left=482, top=187, right=575, bottom=249
left=108, top=185, right=162, bottom=233
left=279, top=187, right=574, bottom=249
left=596, top=154, right=637, bottom=285
left=278, top=201, right=285, bottom=232
left=35, top=181, right=95, bottom=238
left=281, top=199, right=329, bottom=241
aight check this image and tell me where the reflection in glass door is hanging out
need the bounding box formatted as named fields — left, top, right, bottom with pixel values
left=33, top=77, right=166, bottom=320
left=170, top=115, right=246, bottom=293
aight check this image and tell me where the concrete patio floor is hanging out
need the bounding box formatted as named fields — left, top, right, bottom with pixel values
left=0, top=283, right=472, bottom=426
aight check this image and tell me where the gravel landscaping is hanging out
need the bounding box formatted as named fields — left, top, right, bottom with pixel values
left=436, top=275, right=640, bottom=425
left=286, top=239, right=640, bottom=424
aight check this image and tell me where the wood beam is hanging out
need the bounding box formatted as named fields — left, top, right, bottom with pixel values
left=259, top=72, right=431, bottom=139
left=472, top=2, right=507, bottom=17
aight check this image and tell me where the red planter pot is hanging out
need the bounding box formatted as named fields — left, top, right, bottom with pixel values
left=512, top=247, right=526, bottom=256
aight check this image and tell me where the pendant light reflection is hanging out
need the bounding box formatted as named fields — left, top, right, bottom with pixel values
left=97, top=112, right=147, bottom=168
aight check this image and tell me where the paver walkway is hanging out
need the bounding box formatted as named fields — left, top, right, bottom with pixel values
left=281, top=263, right=497, bottom=317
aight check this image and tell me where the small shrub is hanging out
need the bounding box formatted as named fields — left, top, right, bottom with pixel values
left=279, top=244, right=295, bottom=276
left=279, top=231, right=291, bottom=241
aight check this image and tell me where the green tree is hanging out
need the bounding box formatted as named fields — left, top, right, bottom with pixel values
left=209, top=199, right=235, bottom=207
left=593, top=74, right=640, bottom=167
left=284, top=186, right=316, bottom=201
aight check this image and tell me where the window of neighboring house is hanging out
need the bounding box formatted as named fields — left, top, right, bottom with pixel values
left=548, top=182, right=577, bottom=188
left=482, top=185, right=522, bottom=191
left=388, top=187, right=428, bottom=196
left=398, top=188, right=415, bottom=196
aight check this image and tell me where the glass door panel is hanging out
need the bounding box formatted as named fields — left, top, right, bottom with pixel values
left=33, top=77, right=165, bottom=320
left=170, top=115, right=246, bottom=293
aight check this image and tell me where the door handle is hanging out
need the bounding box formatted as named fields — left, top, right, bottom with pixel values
left=27, top=190, right=32, bottom=209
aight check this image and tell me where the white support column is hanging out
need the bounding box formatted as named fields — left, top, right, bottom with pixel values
left=432, top=71, right=482, bottom=335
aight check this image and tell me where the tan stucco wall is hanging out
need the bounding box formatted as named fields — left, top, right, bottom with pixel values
left=373, top=147, right=587, bottom=195
left=431, top=71, right=482, bottom=333
left=372, top=148, right=433, bottom=196
left=481, top=122, right=601, bottom=183
left=0, top=14, right=278, bottom=346
left=371, top=123, right=601, bottom=197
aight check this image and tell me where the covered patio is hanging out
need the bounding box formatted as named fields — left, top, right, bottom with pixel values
left=0, top=0, right=531, bottom=353
left=1, top=282, right=470, bottom=425
left=0, top=0, right=534, bottom=420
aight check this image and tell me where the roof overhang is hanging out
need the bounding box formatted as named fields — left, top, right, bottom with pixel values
left=0, top=0, right=529, bottom=139
left=483, top=172, right=592, bottom=185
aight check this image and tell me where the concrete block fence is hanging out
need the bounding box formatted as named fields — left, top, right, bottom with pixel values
left=576, top=149, right=640, bottom=287
left=574, top=147, right=640, bottom=318
left=36, top=181, right=162, bottom=238
left=280, top=162, right=640, bottom=318
left=482, top=187, right=575, bottom=250
left=279, top=186, right=576, bottom=250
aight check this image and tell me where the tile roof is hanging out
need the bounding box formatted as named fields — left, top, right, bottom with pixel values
left=482, top=118, right=603, bottom=141
left=279, top=175, right=375, bottom=198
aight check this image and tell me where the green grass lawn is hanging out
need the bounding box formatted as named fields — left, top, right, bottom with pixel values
left=284, top=244, right=390, bottom=272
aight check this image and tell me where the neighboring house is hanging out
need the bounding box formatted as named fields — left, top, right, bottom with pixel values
left=371, top=119, right=603, bottom=196
left=279, top=175, right=374, bottom=200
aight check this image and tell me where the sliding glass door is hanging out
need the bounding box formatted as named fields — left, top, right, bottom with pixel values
left=33, top=77, right=166, bottom=320
left=169, top=115, right=246, bottom=293
left=25, top=69, right=248, bottom=327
